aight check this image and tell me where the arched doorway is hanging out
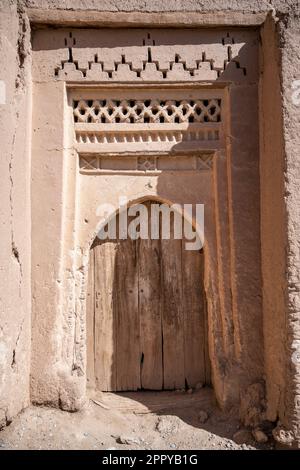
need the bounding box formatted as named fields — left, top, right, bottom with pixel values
left=86, top=200, right=210, bottom=392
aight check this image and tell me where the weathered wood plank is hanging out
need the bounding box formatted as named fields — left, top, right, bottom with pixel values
left=161, top=214, right=185, bottom=389
left=115, top=234, right=140, bottom=391
left=182, top=241, right=206, bottom=387
left=94, top=238, right=118, bottom=391
left=138, top=202, right=163, bottom=389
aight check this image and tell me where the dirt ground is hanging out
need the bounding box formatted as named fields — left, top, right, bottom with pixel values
left=0, top=388, right=275, bottom=450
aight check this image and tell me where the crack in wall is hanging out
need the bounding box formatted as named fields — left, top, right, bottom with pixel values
left=11, top=318, right=25, bottom=370
left=8, top=123, right=23, bottom=299
left=8, top=8, right=29, bottom=298
left=0, top=407, right=11, bottom=430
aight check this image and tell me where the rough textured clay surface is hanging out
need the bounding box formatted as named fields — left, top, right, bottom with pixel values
left=0, top=0, right=31, bottom=430
left=0, top=0, right=300, bottom=449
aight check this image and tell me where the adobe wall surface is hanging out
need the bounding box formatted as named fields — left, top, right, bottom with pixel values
left=259, top=16, right=287, bottom=424
left=0, top=0, right=31, bottom=428
left=279, top=14, right=300, bottom=444
left=21, top=0, right=300, bottom=20
left=0, top=0, right=300, bottom=447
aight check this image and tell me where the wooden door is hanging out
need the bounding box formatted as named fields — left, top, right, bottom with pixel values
left=87, top=201, right=208, bottom=391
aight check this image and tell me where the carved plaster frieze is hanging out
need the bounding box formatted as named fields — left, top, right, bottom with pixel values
left=79, top=153, right=214, bottom=174
left=71, top=93, right=223, bottom=155
left=32, top=28, right=258, bottom=84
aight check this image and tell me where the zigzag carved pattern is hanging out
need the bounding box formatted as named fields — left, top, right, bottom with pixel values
left=55, top=32, right=247, bottom=80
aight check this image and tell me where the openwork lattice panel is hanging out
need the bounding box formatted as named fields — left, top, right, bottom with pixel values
left=71, top=90, right=224, bottom=154
left=73, top=99, right=221, bottom=124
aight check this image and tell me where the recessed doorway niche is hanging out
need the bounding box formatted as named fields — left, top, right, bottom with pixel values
left=31, top=26, right=262, bottom=416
